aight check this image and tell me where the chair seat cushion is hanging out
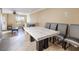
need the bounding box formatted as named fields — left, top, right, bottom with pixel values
left=65, top=38, right=79, bottom=47
left=65, top=37, right=79, bottom=43
left=57, top=34, right=65, bottom=40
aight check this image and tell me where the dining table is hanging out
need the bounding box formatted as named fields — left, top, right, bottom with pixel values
left=24, top=27, right=60, bottom=51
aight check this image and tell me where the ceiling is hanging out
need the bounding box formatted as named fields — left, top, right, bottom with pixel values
left=3, top=8, right=44, bottom=14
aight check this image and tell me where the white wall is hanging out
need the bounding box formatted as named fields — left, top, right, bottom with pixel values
left=27, top=13, right=39, bottom=24
left=30, top=8, right=79, bottom=27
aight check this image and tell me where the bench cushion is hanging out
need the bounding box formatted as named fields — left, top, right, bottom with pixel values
left=65, top=38, right=79, bottom=47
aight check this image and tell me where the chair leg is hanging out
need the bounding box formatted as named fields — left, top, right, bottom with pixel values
left=49, top=37, right=51, bottom=42
left=62, top=41, right=67, bottom=50
left=52, top=38, right=55, bottom=44
left=52, top=37, right=56, bottom=44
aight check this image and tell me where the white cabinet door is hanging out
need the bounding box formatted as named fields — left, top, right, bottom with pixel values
left=0, top=16, right=2, bottom=30
left=1, top=16, right=7, bottom=30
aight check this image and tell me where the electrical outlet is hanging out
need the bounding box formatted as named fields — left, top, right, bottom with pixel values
left=64, top=12, right=68, bottom=17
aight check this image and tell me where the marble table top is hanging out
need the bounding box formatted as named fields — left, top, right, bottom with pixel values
left=24, top=27, right=60, bottom=41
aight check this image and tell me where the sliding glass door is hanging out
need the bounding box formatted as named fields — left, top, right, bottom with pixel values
left=16, top=15, right=26, bottom=27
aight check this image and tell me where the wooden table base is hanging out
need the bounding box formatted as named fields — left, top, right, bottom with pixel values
left=30, top=36, right=35, bottom=42
left=44, top=38, right=49, bottom=49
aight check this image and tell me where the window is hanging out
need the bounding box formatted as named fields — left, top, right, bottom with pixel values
left=16, top=15, right=26, bottom=26
left=16, top=15, right=25, bottom=21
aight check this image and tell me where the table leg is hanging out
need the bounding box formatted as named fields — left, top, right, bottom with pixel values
left=44, top=38, right=49, bottom=49
left=36, top=40, right=44, bottom=51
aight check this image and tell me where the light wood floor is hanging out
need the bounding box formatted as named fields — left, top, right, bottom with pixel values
left=0, top=29, right=79, bottom=51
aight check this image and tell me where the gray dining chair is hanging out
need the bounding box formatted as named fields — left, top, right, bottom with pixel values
left=50, top=23, right=58, bottom=43
left=56, top=23, right=68, bottom=45
left=45, top=23, right=51, bottom=29
left=50, top=23, right=58, bottom=30
left=64, top=24, right=79, bottom=50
